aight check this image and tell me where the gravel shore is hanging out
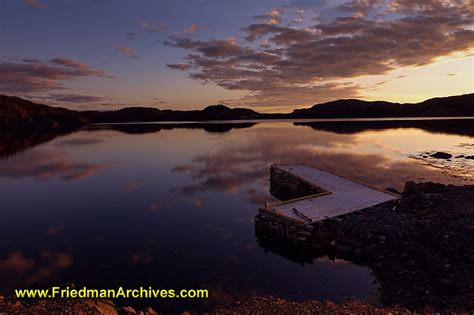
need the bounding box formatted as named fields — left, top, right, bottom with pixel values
left=306, top=182, right=474, bottom=312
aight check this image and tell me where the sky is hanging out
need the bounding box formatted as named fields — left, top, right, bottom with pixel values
left=0, top=0, right=473, bottom=112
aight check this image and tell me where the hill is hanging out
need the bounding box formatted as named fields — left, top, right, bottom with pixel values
left=291, top=94, right=474, bottom=118
left=81, top=104, right=260, bottom=123
left=0, top=95, right=86, bottom=131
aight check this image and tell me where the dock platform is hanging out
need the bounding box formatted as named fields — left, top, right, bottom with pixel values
left=261, top=164, right=400, bottom=224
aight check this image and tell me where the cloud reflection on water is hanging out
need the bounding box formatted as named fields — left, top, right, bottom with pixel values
left=0, top=251, right=72, bottom=292
left=0, top=148, right=111, bottom=182
left=171, top=125, right=470, bottom=203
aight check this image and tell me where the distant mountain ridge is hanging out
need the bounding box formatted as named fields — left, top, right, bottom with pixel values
left=291, top=94, right=474, bottom=118
left=81, top=104, right=260, bottom=123
left=0, top=93, right=473, bottom=131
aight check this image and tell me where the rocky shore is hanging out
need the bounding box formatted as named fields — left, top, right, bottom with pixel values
left=305, top=182, right=474, bottom=312
left=213, top=296, right=412, bottom=314
left=0, top=295, right=413, bottom=315
left=0, top=297, right=159, bottom=315
left=410, top=150, right=474, bottom=181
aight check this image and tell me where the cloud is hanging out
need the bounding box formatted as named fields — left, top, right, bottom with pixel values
left=184, top=24, right=201, bottom=33
left=165, top=0, right=474, bottom=109
left=140, top=20, right=165, bottom=33
left=337, top=0, right=381, bottom=17
left=221, top=83, right=360, bottom=108
left=48, top=93, right=113, bottom=103
left=0, top=58, right=113, bottom=94
left=50, top=58, right=91, bottom=69
left=165, top=36, right=247, bottom=58
left=115, top=44, right=138, bottom=58
left=153, top=97, right=166, bottom=104
left=115, top=45, right=138, bottom=58
left=283, top=0, right=328, bottom=9
left=166, top=63, right=191, bottom=71
left=171, top=164, right=193, bottom=173
left=289, top=9, right=306, bottom=25
left=254, top=8, right=284, bottom=25
left=24, top=0, right=47, bottom=9
left=243, top=23, right=283, bottom=41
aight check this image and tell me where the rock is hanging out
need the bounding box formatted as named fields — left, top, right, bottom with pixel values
left=11, top=301, right=22, bottom=309
left=403, top=181, right=446, bottom=196
left=430, top=152, right=452, bottom=159
left=143, top=307, right=158, bottom=315
left=119, top=306, right=137, bottom=314
left=404, top=181, right=421, bottom=195
left=91, top=300, right=118, bottom=315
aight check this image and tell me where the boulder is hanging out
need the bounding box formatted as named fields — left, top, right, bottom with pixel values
left=403, top=181, right=446, bottom=196
left=430, top=152, right=452, bottom=159
left=119, top=306, right=137, bottom=314
left=143, top=307, right=158, bottom=315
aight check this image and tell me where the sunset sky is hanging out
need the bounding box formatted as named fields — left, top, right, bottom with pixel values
left=0, top=0, right=473, bottom=112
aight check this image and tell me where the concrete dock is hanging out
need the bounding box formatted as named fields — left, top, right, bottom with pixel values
left=261, top=164, right=400, bottom=224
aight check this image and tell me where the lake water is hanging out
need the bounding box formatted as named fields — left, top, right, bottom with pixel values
left=1, top=119, right=473, bottom=313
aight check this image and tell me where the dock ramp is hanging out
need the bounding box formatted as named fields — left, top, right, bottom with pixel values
left=261, top=164, right=400, bottom=224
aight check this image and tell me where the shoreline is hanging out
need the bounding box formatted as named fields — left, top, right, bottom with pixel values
left=0, top=295, right=412, bottom=315
left=292, top=181, right=473, bottom=312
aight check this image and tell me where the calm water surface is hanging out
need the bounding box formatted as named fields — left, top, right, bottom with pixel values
left=1, top=120, right=473, bottom=312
